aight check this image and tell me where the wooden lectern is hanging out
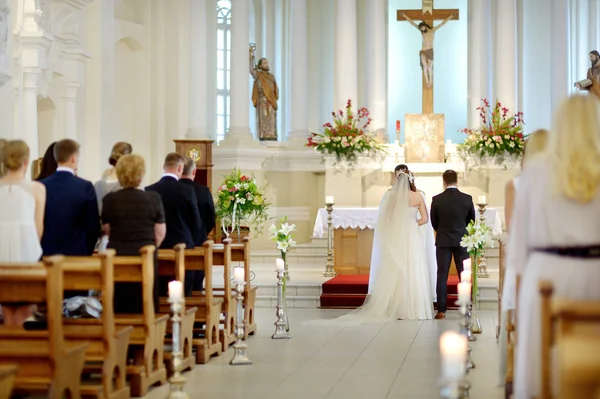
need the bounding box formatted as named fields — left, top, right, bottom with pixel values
left=173, top=139, right=214, bottom=190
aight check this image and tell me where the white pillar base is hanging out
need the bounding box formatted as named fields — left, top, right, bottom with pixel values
left=287, top=129, right=310, bottom=147
left=220, top=127, right=257, bottom=147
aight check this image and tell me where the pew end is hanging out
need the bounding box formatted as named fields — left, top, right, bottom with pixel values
left=0, top=365, right=18, bottom=399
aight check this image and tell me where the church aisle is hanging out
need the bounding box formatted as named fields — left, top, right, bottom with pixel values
left=146, top=309, right=503, bottom=399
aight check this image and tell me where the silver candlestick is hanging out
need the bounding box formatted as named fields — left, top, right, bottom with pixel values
left=272, top=268, right=291, bottom=339
left=440, top=380, right=470, bottom=399
left=323, top=202, right=336, bottom=277
left=457, top=301, right=476, bottom=371
left=230, top=282, right=252, bottom=365
left=168, top=297, right=189, bottom=399
left=476, top=202, right=490, bottom=278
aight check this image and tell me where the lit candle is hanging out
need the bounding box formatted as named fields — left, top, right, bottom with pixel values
left=276, top=258, right=285, bottom=271
left=463, top=257, right=472, bottom=271
left=477, top=195, right=487, bottom=205
left=233, top=267, right=245, bottom=283
left=457, top=282, right=472, bottom=304
left=440, top=331, right=467, bottom=380
left=168, top=280, right=183, bottom=300
left=396, top=120, right=401, bottom=133
left=461, top=269, right=472, bottom=284
left=325, top=196, right=334, bottom=204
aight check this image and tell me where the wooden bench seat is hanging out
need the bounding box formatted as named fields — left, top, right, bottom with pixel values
left=59, top=251, right=133, bottom=399
left=0, top=365, right=18, bottom=399
left=156, top=244, right=197, bottom=375
left=0, top=258, right=89, bottom=399
left=159, top=241, right=222, bottom=364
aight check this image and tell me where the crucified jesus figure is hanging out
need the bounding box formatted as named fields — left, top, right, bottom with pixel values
left=400, top=12, right=454, bottom=88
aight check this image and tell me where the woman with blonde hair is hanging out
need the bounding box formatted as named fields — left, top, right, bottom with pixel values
left=499, top=128, right=548, bottom=385
left=0, top=140, right=46, bottom=326
left=94, top=141, right=133, bottom=212
left=509, top=95, right=600, bottom=399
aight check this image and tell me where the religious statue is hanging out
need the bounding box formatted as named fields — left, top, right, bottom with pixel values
left=400, top=12, right=454, bottom=88
left=574, top=50, right=600, bottom=100
left=249, top=44, right=279, bottom=141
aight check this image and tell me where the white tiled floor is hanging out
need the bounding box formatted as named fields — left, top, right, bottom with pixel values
left=145, top=308, right=504, bottom=399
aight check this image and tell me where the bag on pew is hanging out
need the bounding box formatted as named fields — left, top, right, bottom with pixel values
left=63, top=296, right=103, bottom=319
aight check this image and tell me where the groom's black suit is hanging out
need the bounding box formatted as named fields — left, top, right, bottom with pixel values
left=430, top=187, right=476, bottom=313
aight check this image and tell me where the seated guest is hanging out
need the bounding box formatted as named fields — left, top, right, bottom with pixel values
left=180, top=157, right=214, bottom=290
left=509, top=95, right=600, bottom=399
left=94, top=141, right=133, bottom=212
left=101, top=154, right=165, bottom=313
left=40, top=139, right=99, bottom=257
left=146, top=153, right=204, bottom=296
left=35, top=142, right=58, bottom=181
left=0, top=140, right=46, bottom=326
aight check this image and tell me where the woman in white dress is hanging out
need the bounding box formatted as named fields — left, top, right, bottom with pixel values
left=0, top=140, right=46, bottom=326
left=499, top=129, right=548, bottom=384
left=351, top=171, right=434, bottom=321
left=509, top=95, right=600, bottom=399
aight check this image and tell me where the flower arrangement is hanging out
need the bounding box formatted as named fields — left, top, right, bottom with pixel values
left=306, top=99, right=386, bottom=172
left=460, top=220, right=495, bottom=300
left=458, top=98, right=526, bottom=168
left=216, top=168, right=270, bottom=237
left=269, top=217, right=297, bottom=332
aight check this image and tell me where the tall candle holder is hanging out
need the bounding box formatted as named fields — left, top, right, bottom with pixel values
left=476, top=202, right=490, bottom=278
left=168, top=296, right=189, bottom=399
left=440, top=381, right=470, bottom=399
left=457, top=300, right=476, bottom=371
left=323, top=201, right=336, bottom=277
left=230, top=281, right=252, bottom=365
left=272, top=267, right=291, bottom=339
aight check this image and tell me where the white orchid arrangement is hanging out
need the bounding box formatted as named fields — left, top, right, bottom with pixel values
left=460, top=219, right=494, bottom=257
left=269, top=217, right=297, bottom=268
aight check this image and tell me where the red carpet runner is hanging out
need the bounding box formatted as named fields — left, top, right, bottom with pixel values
left=320, top=274, right=460, bottom=309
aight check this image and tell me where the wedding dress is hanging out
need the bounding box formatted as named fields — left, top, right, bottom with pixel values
left=341, top=173, right=434, bottom=322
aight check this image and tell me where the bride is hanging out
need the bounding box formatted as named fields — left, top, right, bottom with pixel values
left=336, top=171, right=434, bottom=323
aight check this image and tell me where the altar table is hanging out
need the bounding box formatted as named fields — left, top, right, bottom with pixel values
left=312, top=207, right=503, bottom=275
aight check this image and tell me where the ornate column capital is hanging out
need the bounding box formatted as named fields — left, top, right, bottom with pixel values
left=61, top=80, right=80, bottom=100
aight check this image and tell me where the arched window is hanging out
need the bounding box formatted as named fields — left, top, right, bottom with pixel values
left=216, top=0, right=231, bottom=142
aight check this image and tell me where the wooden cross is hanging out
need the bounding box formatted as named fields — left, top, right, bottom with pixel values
left=397, top=0, right=459, bottom=115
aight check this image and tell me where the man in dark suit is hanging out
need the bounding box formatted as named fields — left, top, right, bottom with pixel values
left=430, top=170, right=476, bottom=319
left=180, top=157, right=215, bottom=291
left=40, top=139, right=100, bottom=257
left=146, top=153, right=205, bottom=296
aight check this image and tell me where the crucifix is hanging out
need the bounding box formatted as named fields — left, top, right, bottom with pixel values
left=397, top=0, right=459, bottom=114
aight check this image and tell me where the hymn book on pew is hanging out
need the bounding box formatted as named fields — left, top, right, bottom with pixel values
left=575, top=79, right=592, bottom=88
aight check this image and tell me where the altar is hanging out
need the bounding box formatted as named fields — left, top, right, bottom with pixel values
left=313, top=207, right=503, bottom=275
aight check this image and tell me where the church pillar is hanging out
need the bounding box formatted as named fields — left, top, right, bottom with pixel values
left=288, top=0, right=308, bottom=143
left=260, top=0, right=275, bottom=63
left=61, top=82, right=80, bottom=140
left=22, top=70, right=41, bottom=161
left=334, top=0, right=358, bottom=109
left=187, top=0, right=209, bottom=140
left=468, top=0, right=492, bottom=128
left=551, top=0, right=571, bottom=111
left=494, top=0, right=518, bottom=111
left=364, top=0, right=387, bottom=141
left=226, top=0, right=252, bottom=142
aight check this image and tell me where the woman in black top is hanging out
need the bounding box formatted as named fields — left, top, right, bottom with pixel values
left=101, top=154, right=166, bottom=313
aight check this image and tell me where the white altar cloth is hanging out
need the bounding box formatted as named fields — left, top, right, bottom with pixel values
left=312, top=207, right=503, bottom=238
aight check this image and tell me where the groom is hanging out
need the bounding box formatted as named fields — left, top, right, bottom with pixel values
left=430, top=170, right=476, bottom=319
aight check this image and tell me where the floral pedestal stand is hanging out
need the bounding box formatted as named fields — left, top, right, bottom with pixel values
left=470, top=254, right=483, bottom=334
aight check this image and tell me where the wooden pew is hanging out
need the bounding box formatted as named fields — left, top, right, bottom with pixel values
left=164, top=241, right=222, bottom=364
left=0, top=258, right=89, bottom=399
left=60, top=250, right=133, bottom=399
left=0, top=365, right=18, bottom=399
left=211, top=238, right=237, bottom=351
left=157, top=244, right=197, bottom=374
left=112, top=246, right=169, bottom=397
left=539, top=281, right=600, bottom=399
left=224, top=237, right=256, bottom=339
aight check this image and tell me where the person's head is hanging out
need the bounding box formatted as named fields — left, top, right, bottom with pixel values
left=521, top=129, right=549, bottom=167
left=182, top=157, right=197, bottom=179
left=257, top=58, right=269, bottom=72
left=116, top=154, right=145, bottom=188
left=108, top=141, right=133, bottom=167
left=418, top=21, right=432, bottom=33
left=163, top=152, right=185, bottom=177
left=394, top=164, right=417, bottom=192
left=442, top=170, right=458, bottom=189
left=590, top=50, right=600, bottom=67
left=54, top=139, right=80, bottom=170
left=3, top=140, right=30, bottom=174
left=36, top=142, right=58, bottom=180
left=550, top=94, right=600, bottom=204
